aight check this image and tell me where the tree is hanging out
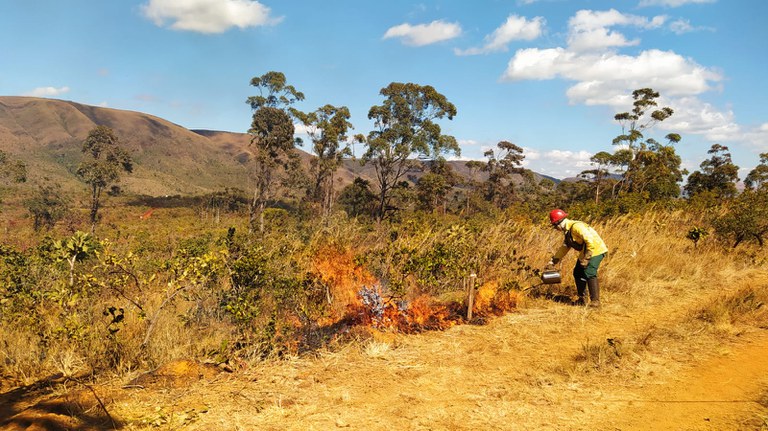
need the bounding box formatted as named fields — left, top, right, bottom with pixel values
left=744, top=153, right=768, bottom=191
left=612, top=88, right=675, bottom=196
left=632, top=134, right=685, bottom=200
left=293, top=104, right=355, bottom=217
left=53, top=231, right=100, bottom=287
left=25, top=180, right=70, bottom=231
left=481, top=141, right=525, bottom=208
left=76, top=126, right=133, bottom=228
left=415, top=159, right=458, bottom=213
left=684, top=144, right=739, bottom=198
left=337, top=177, right=376, bottom=218
left=362, top=82, right=459, bottom=220
left=713, top=190, right=768, bottom=247
left=246, top=71, right=305, bottom=233
left=580, top=151, right=614, bottom=204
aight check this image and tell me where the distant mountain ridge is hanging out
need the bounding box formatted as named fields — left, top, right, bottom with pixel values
left=0, top=96, right=555, bottom=197
left=0, top=96, right=274, bottom=195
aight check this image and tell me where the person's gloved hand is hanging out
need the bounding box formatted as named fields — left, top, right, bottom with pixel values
left=549, top=257, right=560, bottom=266
left=579, top=257, right=589, bottom=267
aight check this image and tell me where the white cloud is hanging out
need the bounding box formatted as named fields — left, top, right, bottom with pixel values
left=743, top=126, right=768, bottom=152
left=23, top=86, right=70, bottom=97
left=638, top=0, right=716, bottom=7
left=499, top=8, right=740, bottom=162
left=668, top=18, right=714, bottom=34
left=669, top=19, right=694, bottom=34
left=660, top=97, right=737, bottom=139
left=567, top=9, right=666, bottom=52
left=383, top=20, right=462, bottom=46
left=455, top=15, right=544, bottom=56
left=504, top=48, right=720, bottom=100
left=141, top=0, right=280, bottom=34
left=523, top=148, right=595, bottom=178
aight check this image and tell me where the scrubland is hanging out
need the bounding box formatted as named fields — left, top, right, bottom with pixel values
left=1, top=200, right=767, bottom=430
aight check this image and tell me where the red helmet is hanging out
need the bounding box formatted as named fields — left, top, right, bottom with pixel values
left=549, top=209, right=567, bottom=225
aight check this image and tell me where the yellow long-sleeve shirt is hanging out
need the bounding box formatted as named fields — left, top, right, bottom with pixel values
left=553, top=219, right=608, bottom=262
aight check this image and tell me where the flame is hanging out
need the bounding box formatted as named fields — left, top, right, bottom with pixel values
left=140, top=208, right=156, bottom=220
left=311, top=244, right=520, bottom=338
left=471, top=280, right=520, bottom=316
left=312, top=245, right=377, bottom=324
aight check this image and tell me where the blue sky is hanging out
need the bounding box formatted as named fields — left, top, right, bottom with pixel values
left=1, top=0, right=766, bottom=180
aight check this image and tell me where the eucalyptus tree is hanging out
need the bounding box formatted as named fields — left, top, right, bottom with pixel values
left=76, top=126, right=133, bottom=228
left=612, top=88, right=676, bottom=195
left=481, top=140, right=525, bottom=208
left=579, top=151, right=613, bottom=204
left=246, top=71, right=305, bottom=233
left=415, top=159, right=458, bottom=213
left=744, top=153, right=768, bottom=191
left=293, top=104, right=355, bottom=217
left=685, top=143, right=740, bottom=198
left=461, top=160, right=486, bottom=214
left=362, top=82, right=459, bottom=220
left=632, top=134, right=686, bottom=200
left=337, top=177, right=376, bottom=218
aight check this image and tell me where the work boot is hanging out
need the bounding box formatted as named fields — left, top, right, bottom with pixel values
left=572, top=297, right=585, bottom=306
left=575, top=279, right=586, bottom=301
left=587, top=278, right=600, bottom=308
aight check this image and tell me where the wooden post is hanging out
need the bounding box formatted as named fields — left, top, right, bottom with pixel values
left=467, top=273, right=477, bottom=321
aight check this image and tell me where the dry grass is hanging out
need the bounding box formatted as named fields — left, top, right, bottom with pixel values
left=2, top=207, right=768, bottom=430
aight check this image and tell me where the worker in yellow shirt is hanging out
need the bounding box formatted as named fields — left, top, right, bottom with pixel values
left=548, top=209, right=608, bottom=308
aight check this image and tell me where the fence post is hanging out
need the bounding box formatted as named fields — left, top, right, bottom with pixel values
left=467, top=273, right=477, bottom=320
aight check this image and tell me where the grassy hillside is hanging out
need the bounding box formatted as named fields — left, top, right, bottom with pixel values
left=0, top=97, right=260, bottom=195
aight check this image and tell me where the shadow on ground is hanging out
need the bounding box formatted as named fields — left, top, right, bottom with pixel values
left=0, top=374, right=121, bottom=431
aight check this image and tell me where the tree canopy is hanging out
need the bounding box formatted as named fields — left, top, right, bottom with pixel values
left=363, top=82, right=459, bottom=219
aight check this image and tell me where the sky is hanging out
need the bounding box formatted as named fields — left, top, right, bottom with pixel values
left=1, top=0, right=767, bottom=180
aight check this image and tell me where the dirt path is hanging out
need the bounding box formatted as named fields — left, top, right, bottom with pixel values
left=595, top=332, right=768, bottom=431
left=105, top=301, right=768, bottom=431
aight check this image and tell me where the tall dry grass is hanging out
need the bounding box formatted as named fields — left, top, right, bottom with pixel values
left=1, top=201, right=766, bottom=390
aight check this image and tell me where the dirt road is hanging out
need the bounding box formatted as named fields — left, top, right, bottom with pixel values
left=114, top=301, right=768, bottom=431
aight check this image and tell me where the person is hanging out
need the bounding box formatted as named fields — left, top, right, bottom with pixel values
left=548, top=209, right=608, bottom=308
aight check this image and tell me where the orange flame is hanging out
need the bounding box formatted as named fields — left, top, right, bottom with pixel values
left=139, top=208, right=156, bottom=220
left=312, top=245, right=377, bottom=324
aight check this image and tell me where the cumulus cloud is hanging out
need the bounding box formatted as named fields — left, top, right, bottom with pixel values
left=455, top=15, right=544, bottom=56
left=495, top=7, right=743, bottom=166
left=567, top=9, right=666, bottom=52
left=523, top=148, right=595, bottom=178
left=638, top=0, right=716, bottom=7
left=383, top=20, right=462, bottom=46
left=504, top=48, right=720, bottom=100
left=660, top=97, right=738, bottom=139
left=743, top=125, right=768, bottom=152
left=141, top=0, right=280, bottom=34
left=23, top=86, right=70, bottom=97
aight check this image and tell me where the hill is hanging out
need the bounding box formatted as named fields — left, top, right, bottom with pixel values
left=0, top=97, right=263, bottom=196
left=1, top=96, right=558, bottom=199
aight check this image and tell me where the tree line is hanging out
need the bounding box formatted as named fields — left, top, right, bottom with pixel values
left=2, top=74, right=767, bottom=246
